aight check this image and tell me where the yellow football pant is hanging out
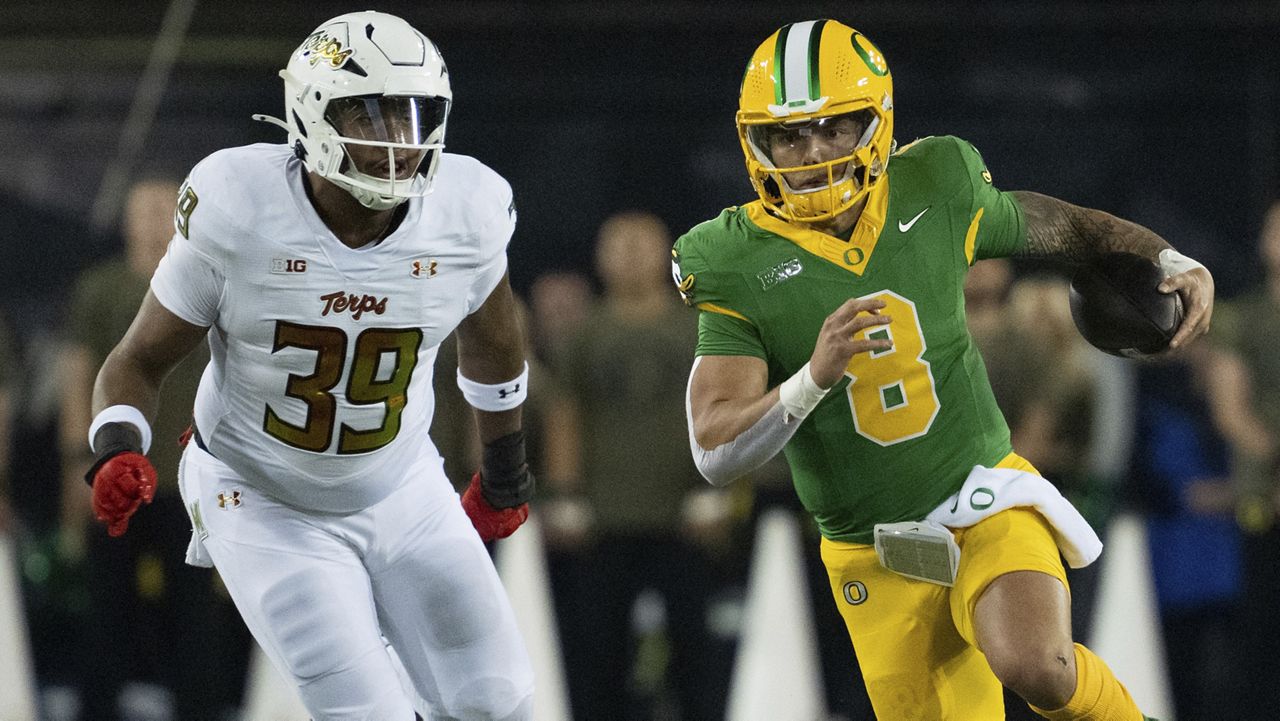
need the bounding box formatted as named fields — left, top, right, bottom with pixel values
left=821, top=479, right=1142, bottom=719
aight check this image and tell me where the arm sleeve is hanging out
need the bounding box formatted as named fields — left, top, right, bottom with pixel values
left=685, top=357, right=796, bottom=486
left=954, top=138, right=1027, bottom=261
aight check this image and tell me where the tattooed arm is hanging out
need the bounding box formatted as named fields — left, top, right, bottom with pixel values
left=1010, top=190, right=1215, bottom=348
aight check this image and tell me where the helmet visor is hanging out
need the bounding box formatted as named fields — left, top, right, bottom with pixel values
left=325, top=95, right=448, bottom=145
left=746, top=109, right=875, bottom=165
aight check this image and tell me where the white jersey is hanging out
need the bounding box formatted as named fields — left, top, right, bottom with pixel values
left=152, top=143, right=514, bottom=512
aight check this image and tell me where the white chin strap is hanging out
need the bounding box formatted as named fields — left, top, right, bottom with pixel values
left=347, top=184, right=406, bottom=211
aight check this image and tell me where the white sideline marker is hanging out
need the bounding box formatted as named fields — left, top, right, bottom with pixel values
left=495, top=515, right=572, bottom=721
left=728, top=509, right=826, bottom=721
left=0, top=534, right=39, bottom=721
left=1088, top=513, right=1175, bottom=721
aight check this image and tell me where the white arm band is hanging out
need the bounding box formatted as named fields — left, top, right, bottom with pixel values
left=88, top=404, right=153, bottom=454
left=457, top=362, right=529, bottom=412
left=1157, top=248, right=1206, bottom=278
left=686, top=358, right=811, bottom=487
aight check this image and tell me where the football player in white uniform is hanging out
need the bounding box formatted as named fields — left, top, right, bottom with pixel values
left=82, top=11, right=535, bottom=720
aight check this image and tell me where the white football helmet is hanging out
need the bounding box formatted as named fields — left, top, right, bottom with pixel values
left=255, top=11, right=451, bottom=210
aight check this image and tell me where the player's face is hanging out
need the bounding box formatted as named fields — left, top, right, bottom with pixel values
left=325, top=96, right=445, bottom=180
left=754, top=112, right=870, bottom=190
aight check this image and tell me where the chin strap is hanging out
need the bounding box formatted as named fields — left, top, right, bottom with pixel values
left=348, top=184, right=405, bottom=211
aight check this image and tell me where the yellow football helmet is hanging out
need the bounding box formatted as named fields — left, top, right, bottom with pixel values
left=737, top=20, right=894, bottom=223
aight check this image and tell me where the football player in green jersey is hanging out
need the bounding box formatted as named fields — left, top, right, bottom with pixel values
left=673, top=19, right=1211, bottom=721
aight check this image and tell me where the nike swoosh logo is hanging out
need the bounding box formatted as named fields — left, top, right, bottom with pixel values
left=898, top=207, right=930, bottom=232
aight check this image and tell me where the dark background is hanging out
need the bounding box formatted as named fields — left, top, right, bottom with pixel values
left=1, top=0, right=1277, bottom=321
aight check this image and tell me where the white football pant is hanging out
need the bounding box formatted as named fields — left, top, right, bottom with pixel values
left=178, top=442, right=534, bottom=721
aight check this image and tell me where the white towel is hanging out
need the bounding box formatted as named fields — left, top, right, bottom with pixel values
left=185, top=529, right=214, bottom=568
left=924, top=465, right=1103, bottom=568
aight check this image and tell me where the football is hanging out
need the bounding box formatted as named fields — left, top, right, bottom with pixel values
left=1068, top=252, right=1183, bottom=358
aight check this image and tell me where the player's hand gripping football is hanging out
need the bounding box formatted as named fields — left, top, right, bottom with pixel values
left=808, top=297, right=894, bottom=388
left=86, top=451, right=157, bottom=537
left=462, top=473, right=529, bottom=541
left=1158, top=264, right=1214, bottom=349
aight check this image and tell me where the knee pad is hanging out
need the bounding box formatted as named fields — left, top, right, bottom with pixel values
left=295, top=652, right=415, bottom=720
left=433, top=680, right=533, bottom=721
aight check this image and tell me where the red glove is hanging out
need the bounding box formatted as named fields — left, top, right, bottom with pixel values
left=461, top=473, right=528, bottom=541
left=89, top=452, right=157, bottom=537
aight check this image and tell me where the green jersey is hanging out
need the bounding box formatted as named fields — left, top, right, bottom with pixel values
left=673, top=135, right=1027, bottom=544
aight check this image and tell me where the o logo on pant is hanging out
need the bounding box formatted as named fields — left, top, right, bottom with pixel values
left=843, top=580, right=868, bottom=605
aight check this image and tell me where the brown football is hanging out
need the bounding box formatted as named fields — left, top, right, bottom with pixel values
left=1068, top=252, right=1183, bottom=358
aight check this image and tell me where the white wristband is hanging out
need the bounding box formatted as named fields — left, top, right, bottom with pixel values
left=778, top=362, right=830, bottom=422
left=1157, top=248, right=1206, bottom=279
left=457, top=362, right=529, bottom=412
left=88, top=404, right=153, bottom=454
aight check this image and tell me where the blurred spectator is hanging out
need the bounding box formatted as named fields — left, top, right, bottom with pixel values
left=528, top=271, right=593, bottom=375
left=962, top=259, right=1015, bottom=366
left=1129, top=343, right=1243, bottom=720
left=543, top=211, right=738, bottom=721
left=1002, top=276, right=1096, bottom=486
left=59, top=178, right=249, bottom=721
left=1203, top=201, right=1280, bottom=718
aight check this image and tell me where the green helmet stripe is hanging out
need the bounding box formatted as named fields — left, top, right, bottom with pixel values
left=807, top=19, right=828, bottom=100
left=772, top=23, right=791, bottom=106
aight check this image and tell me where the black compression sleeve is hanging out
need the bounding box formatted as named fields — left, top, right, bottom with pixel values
left=479, top=430, right=536, bottom=508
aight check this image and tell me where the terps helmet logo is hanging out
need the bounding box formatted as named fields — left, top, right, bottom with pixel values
left=300, top=31, right=353, bottom=69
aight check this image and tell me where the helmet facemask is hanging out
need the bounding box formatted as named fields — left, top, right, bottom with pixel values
left=741, top=106, right=889, bottom=223
left=320, top=95, right=449, bottom=210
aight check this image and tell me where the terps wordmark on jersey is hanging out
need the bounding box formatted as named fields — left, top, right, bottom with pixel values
left=319, top=291, right=388, bottom=320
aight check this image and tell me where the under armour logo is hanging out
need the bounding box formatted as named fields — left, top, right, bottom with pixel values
left=497, top=383, right=521, bottom=399
left=217, top=490, right=242, bottom=509
left=411, top=259, right=438, bottom=278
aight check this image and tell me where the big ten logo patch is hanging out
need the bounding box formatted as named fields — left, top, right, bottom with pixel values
left=271, top=258, right=308, bottom=274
